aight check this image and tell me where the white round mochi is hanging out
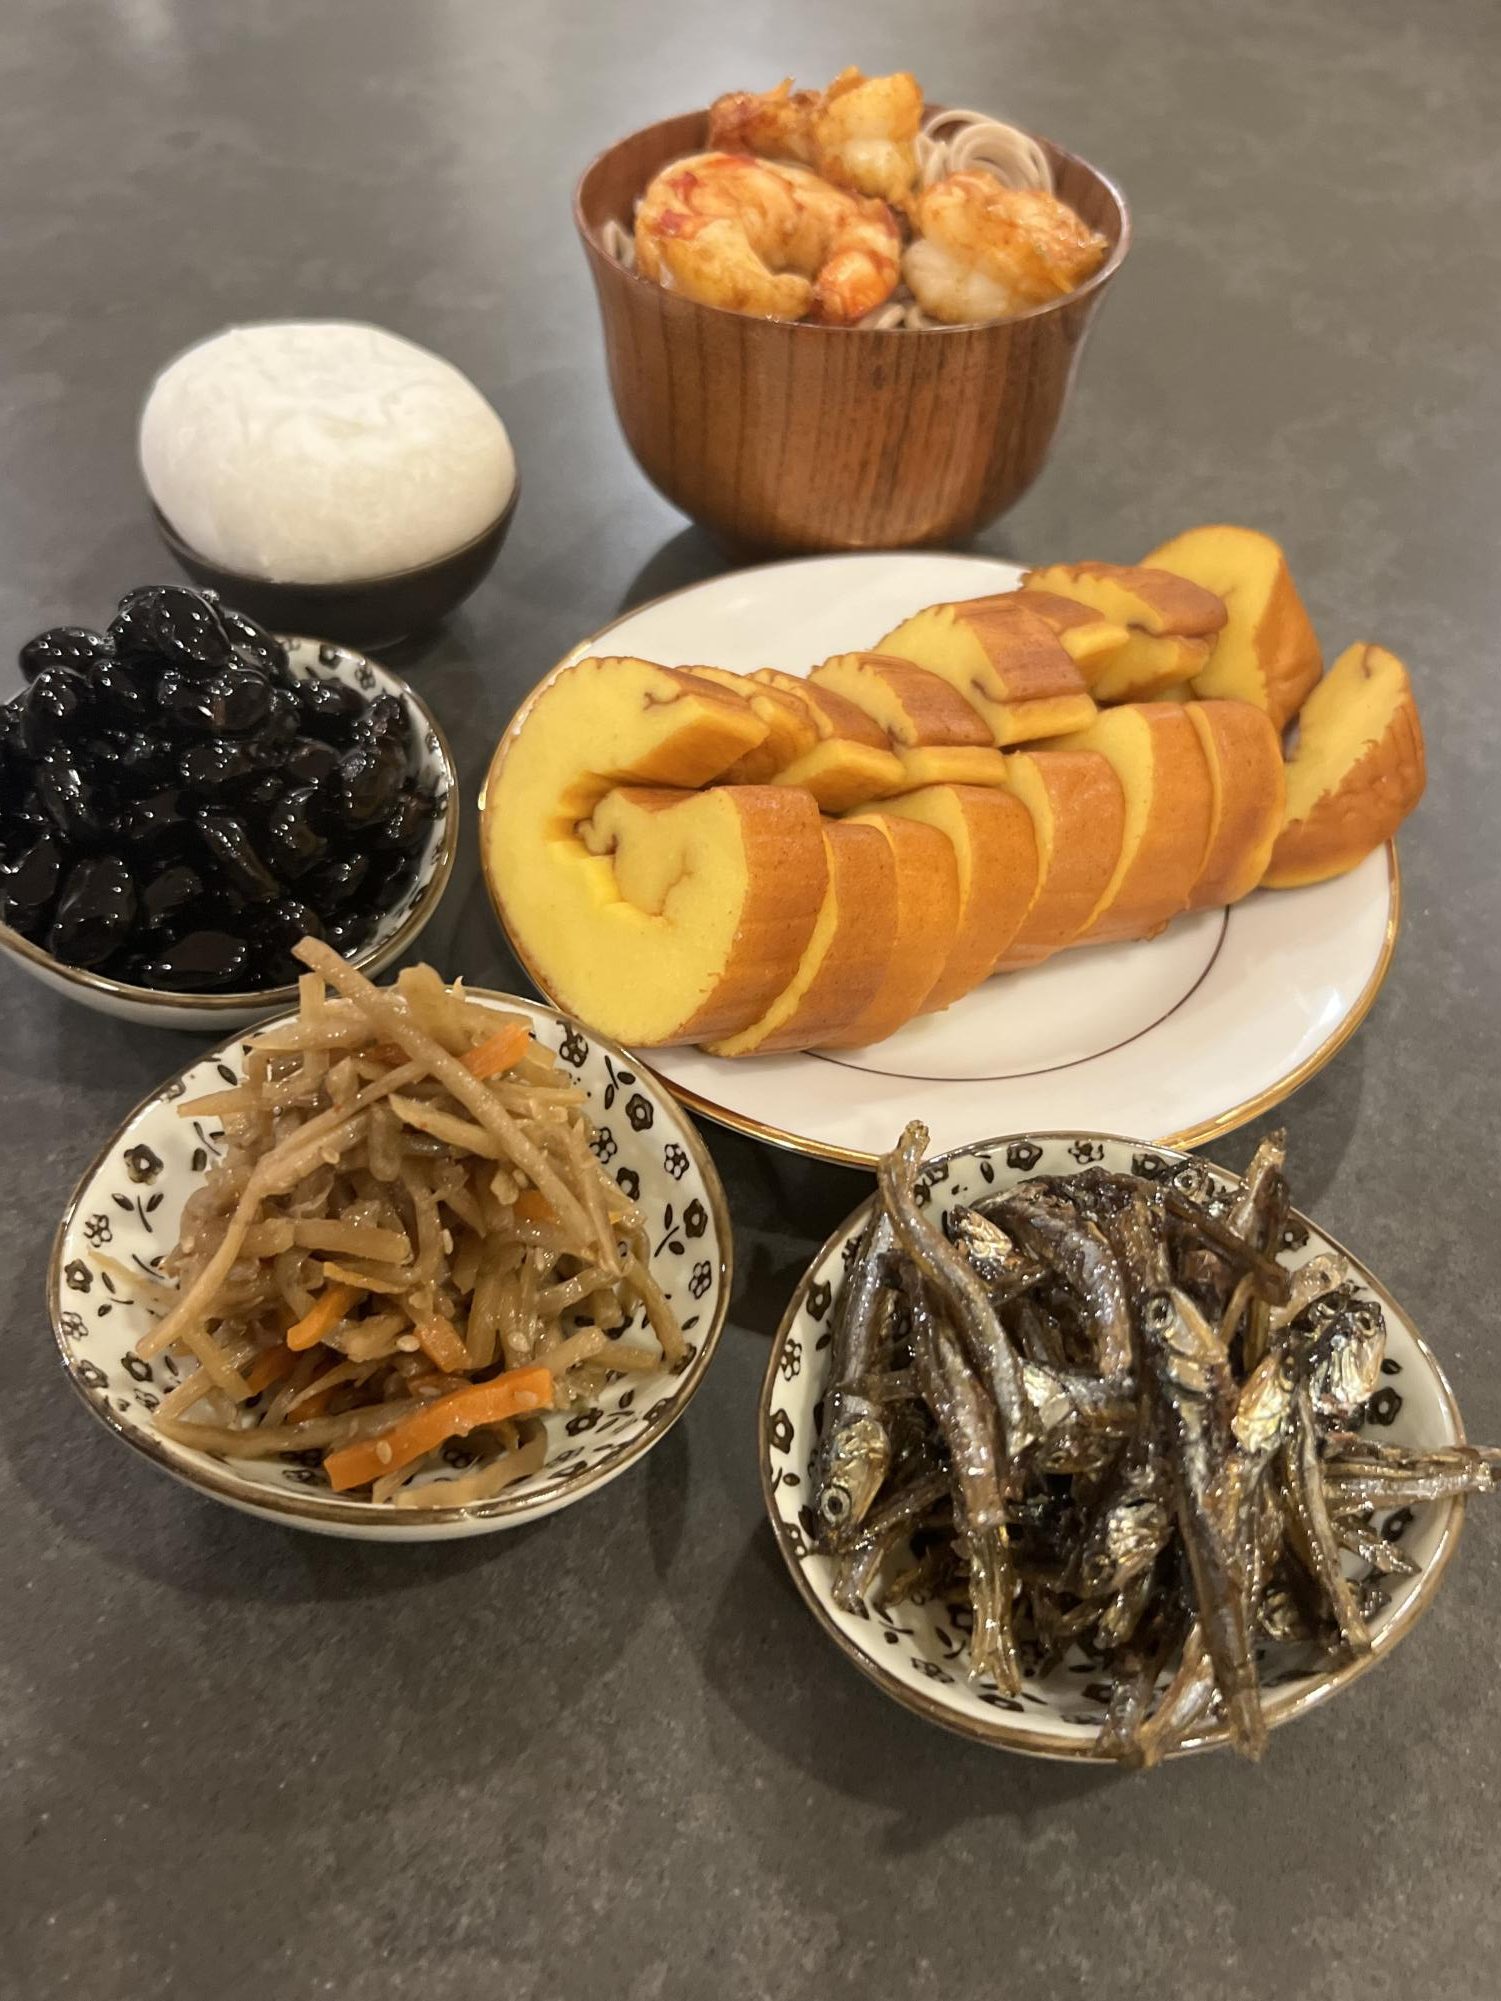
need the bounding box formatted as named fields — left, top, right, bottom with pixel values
left=140, top=321, right=516, bottom=585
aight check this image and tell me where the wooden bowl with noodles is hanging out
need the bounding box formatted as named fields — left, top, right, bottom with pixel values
left=573, top=110, right=1130, bottom=554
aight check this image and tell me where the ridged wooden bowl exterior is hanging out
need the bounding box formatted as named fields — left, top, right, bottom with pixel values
left=574, top=112, right=1130, bottom=554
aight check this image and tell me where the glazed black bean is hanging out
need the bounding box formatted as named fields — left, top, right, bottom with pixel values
left=177, top=738, right=266, bottom=798
left=19, top=627, right=111, bottom=682
left=336, top=738, right=406, bottom=826
left=1, top=588, right=437, bottom=989
left=298, top=675, right=366, bottom=741
left=263, top=785, right=328, bottom=879
left=48, top=856, right=137, bottom=968
left=196, top=813, right=280, bottom=902
left=20, top=665, right=90, bottom=758
left=284, top=735, right=340, bottom=787
left=34, top=750, right=113, bottom=847
left=219, top=606, right=290, bottom=677
left=1, top=832, right=64, bottom=935
left=111, top=585, right=234, bottom=673
left=139, top=930, right=251, bottom=991
left=140, top=863, right=204, bottom=929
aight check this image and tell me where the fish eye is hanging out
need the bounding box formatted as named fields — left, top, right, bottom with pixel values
left=821, top=1488, right=849, bottom=1521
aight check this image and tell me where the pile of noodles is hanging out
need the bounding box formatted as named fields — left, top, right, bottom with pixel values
left=600, top=107, right=1055, bottom=330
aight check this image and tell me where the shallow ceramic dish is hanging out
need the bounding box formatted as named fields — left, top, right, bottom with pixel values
left=49, top=994, right=730, bottom=1541
left=0, top=636, right=458, bottom=1031
left=575, top=112, right=1128, bottom=552
left=761, top=1131, right=1464, bottom=1758
left=486, top=551, right=1398, bottom=1165
left=155, top=484, right=519, bottom=652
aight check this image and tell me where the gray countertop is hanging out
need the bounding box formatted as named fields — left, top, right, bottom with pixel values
left=4, top=2, right=1500, bottom=1996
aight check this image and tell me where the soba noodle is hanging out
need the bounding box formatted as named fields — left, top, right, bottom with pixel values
left=601, top=107, right=1056, bottom=330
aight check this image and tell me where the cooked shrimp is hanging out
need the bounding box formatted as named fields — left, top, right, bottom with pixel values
left=708, top=67, right=922, bottom=205
left=903, top=172, right=1109, bottom=325
left=812, top=68, right=923, bottom=205
left=634, top=152, right=901, bottom=324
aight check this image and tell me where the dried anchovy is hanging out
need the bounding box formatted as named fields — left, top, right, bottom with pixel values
left=807, top=1124, right=1496, bottom=1767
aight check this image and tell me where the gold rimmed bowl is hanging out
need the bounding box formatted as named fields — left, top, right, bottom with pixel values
left=0, top=636, right=458, bottom=1033
left=761, top=1131, right=1466, bottom=1758
left=49, top=993, right=731, bottom=1541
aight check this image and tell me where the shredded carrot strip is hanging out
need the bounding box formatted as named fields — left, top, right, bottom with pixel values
left=414, top=1316, right=471, bottom=1375
left=241, top=1347, right=297, bottom=1397
left=286, top=1282, right=363, bottom=1352
left=514, top=1189, right=554, bottom=1225
left=463, top=1023, right=532, bottom=1080
left=322, top=1366, right=554, bottom=1492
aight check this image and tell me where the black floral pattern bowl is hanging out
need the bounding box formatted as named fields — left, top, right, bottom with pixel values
left=761, top=1131, right=1467, bottom=1759
left=0, top=636, right=458, bottom=1033
left=49, top=993, right=731, bottom=1540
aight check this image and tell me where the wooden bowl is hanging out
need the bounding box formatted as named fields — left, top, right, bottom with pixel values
left=153, top=481, right=520, bottom=652
left=574, top=113, right=1130, bottom=553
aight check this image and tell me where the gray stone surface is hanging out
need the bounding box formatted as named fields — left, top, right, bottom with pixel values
left=3, top=1, right=1499, bottom=1995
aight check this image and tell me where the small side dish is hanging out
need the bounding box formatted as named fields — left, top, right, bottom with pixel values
left=116, top=942, right=685, bottom=1507
left=0, top=588, right=444, bottom=995
left=765, top=1127, right=1493, bottom=1762
left=141, top=321, right=516, bottom=586
left=483, top=527, right=1423, bottom=1057
left=606, top=67, right=1107, bottom=327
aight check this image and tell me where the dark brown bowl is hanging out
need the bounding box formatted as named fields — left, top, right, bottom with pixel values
left=574, top=112, right=1129, bottom=554
left=152, top=480, right=520, bottom=652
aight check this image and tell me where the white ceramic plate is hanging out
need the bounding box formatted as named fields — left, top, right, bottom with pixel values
left=49, top=993, right=730, bottom=1540
left=544, top=552, right=1398, bottom=1166
left=761, top=1133, right=1465, bottom=1759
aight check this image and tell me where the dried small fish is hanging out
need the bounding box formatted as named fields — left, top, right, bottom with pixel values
left=812, top=1209, right=896, bottom=1549
left=811, top=1123, right=1498, bottom=1768
left=881, top=1123, right=1036, bottom=1454
left=1140, top=1288, right=1266, bottom=1758
left=1270, top=1252, right=1348, bottom=1332
left=904, top=1265, right=1020, bottom=1689
left=988, top=1191, right=1132, bottom=1379
left=1335, top=1518, right=1418, bottom=1577
left=831, top=1470, right=949, bottom=1613
left=1280, top=1381, right=1370, bottom=1657
left=1307, top=1302, right=1386, bottom=1419
left=949, top=1205, right=1048, bottom=1298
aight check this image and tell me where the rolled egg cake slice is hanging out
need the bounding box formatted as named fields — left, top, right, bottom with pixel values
left=1261, top=643, right=1425, bottom=888
left=752, top=668, right=906, bottom=811
left=1021, top=561, right=1228, bottom=702
left=874, top=597, right=1097, bottom=746
left=994, top=749, right=1127, bottom=968
left=878, top=783, right=1039, bottom=993
left=832, top=809, right=963, bottom=1041
left=484, top=656, right=828, bottom=1045
left=1183, top=700, right=1286, bottom=908
left=705, top=819, right=897, bottom=1055
left=1052, top=703, right=1215, bottom=945
left=1144, top=524, right=1323, bottom=728
left=810, top=652, right=1011, bottom=790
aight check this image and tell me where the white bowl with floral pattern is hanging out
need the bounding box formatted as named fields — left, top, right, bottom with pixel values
left=761, top=1132, right=1467, bottom=1759
left=0, top=636, right=457, bottom=1032
left=49, top=994, right=730, bottom=1539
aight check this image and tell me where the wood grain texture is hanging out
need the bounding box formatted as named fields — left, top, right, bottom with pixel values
left=573, top=112, right=1131, bottom=554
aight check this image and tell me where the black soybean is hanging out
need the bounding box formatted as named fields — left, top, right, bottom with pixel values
left=111, top=586, right=234, bottom=673
left=196, top=813, right=280, bottom=901
left=48, top=856, right=137, bottom=968
left=139, top=930, right=251, bottom=991
left=6, top=590, right=431, bottom=992
left=20, top=627, right=111, bottom=682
